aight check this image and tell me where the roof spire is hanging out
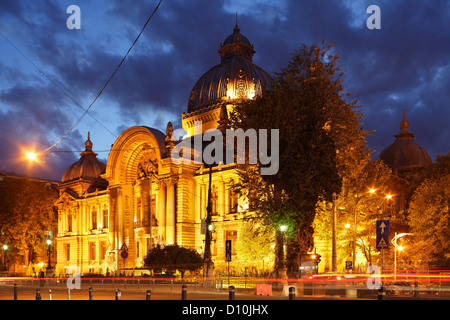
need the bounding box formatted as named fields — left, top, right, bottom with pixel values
left=395, top=109, right=415, bottom=140
left=85, top=131, right=93, bottom=152
left=234, top=12, right=239, bottom=32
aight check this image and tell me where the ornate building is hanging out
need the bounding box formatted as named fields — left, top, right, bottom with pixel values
left=378, top=110, right=432, bottom=220
left=55, top=25, right=272, bottom=276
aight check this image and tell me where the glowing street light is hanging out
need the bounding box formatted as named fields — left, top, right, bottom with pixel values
left=26, top=151, right=38, bottom=162
left=391, top=232, right=413, bottom=281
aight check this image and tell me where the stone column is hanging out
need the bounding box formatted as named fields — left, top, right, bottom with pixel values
left=158, top=184, right=166, bottom=244
left=166, top=182, right=175, bottom=245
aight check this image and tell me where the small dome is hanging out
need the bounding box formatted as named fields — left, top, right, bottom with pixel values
left=62, top=132, right=106, bottom=183
left=378, top=111, right=432, bottom=173
left=186, top=25, right=272, bottom=114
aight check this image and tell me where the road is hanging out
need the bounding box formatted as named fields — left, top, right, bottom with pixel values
left=0, top=280, right=448, bottom=300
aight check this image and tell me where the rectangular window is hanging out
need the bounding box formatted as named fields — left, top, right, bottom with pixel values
left=67, top=213, right=72, bottom=232
left=65, top=243, right=70, bottom=261
left=102, top=208, right=108, bottom=229
left=92, top=209, right=97, bottom=230
left=89, top=242, right=96, bottom=260
left=100, top=241, right=107, bottom=261
left=211, top=187, right=218, bottom=216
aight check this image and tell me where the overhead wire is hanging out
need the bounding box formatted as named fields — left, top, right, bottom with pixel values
left=0, top=32, right=117, bottom=139
left=42, top=0, right=163, bottom=152
left=0, top=0, right=163, bottom=153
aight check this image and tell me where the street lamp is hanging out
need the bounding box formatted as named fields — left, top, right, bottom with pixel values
left=26, top=151, right=38, bottom=162
left=391, top=232, right=412, bottom=281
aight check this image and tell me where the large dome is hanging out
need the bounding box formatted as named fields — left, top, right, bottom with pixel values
left=62, top=133, right=106, bottom=183
left=186, top=25, right=272, bottom=114
left=378, top=111, right=432, bottom=174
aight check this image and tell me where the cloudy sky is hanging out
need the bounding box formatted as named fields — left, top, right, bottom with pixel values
left=0, top=0, right=449, bottom=181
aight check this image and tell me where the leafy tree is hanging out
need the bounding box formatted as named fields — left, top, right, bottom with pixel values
left=422, top=152, right=450, bottom=180
left=314, top=156, right=392, bottom=270
left=235, top=218, right=275, bottom=273
left=229, top=42, right=366, bottom=275
left=0, top=177, right=58, bottom=269
left=407, top=173, right=450, bottom=269
left=144, top=244, right=203, bottom=277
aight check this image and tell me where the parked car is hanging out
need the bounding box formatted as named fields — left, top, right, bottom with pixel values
left=390, top=281, right=413, bottom=295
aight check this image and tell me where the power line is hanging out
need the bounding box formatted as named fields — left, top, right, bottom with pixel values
left=0, top=0, right=163, bottom=153
left=0, top=32, right=117, bottom=139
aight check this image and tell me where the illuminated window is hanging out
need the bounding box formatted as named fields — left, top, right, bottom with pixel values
left=102, top=207, right=108, bottom=229
left=65, top=244, right=70, bottom=261
left=92, top=208, right=97, bottom=230
left=89, top=242, right=96, bottom=260
left=100, top=241, right=107, bottom=261
left=67, top=212, right=72, bottom=232
left=211, top=187, right=218, bottom=216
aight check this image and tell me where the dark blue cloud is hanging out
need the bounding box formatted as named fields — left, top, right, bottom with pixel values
left=0, top=0, right=449, bottom=181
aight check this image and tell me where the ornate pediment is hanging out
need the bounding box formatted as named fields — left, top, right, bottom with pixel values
left=54, top=189, right=80, bottom=207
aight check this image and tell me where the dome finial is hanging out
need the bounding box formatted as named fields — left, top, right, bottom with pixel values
left=395, top=109, right=415, bottom=140
left=234, top=12, right=240, bottom=32
left=84, top=131, right=94, bottom=153
left=400, top=109, right=409, bottom=132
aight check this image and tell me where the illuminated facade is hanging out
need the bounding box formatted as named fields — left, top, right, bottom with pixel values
left=55, top=25, right=272, bottom=276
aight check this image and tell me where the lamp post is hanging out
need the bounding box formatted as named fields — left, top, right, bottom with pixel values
left=352, top=189, right=390, bottom=272
left=279, top=225, right=288, bottom=282
left=46, top=239, right=52, bottom=275
left=332, top=192, right=337, bottom=272
left=2, top=244, right=7, bottom=272
left=391, top=232, right=412, bottom=281
left=203, top=165, right=214, bottom=285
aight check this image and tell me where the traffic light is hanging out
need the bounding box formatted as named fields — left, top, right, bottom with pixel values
left=311, top=253, right=321, bottom=264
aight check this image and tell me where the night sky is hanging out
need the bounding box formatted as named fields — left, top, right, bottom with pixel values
left=1, top=0, right=449, bottom=181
